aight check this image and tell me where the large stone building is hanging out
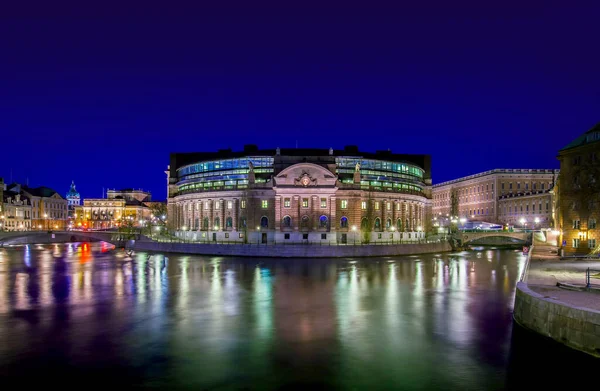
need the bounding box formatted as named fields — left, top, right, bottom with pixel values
left=557, top=122, right=600, bottom=254
left=432, top=169, right=558, bottom=229
left=76, top=188, right=153, bottom=229
left=3, top=184, right=69, bottom=230
left=167, top=145, right=431, bottom=244
left=1, top=185, right=32, bottom=231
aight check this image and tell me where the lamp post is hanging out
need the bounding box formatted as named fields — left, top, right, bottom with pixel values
left=519, top=218, right=526, bottom=230
left=391, top=226, right=396, bottom=244
left=534, top=217, right=540, bottom=230
left=256, top=226, right=261, bottom=245
left=352, top=225, right=357, bottom=245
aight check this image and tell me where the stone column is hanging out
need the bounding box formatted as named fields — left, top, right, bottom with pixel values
left=233, top=198, right=239, bottom=230
left=293, top=196, right=300, bottom=231
left=329, top=196, right=336, bottom=232
left=312, top=195, right=318, bottom=230
left=219, top=199, right=225, bottom=231
left=275, top=196, right=281, bottom=232
left=208, top=200, right=213, bottom=230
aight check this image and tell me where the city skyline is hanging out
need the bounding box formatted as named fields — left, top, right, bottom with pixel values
left=1, top=3, right=598, bottom=200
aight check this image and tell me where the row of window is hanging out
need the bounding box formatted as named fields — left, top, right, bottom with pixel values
left=572, top=219, right=597, bottom=229
left=501, top=182, right=551, bottom=191
left=502, top=202, right=550, bottom=214
left=178, top=157, right=275, bottom=177
left=573, top=238, right=597, bottom=248
left=335, top=158, right=424, bottom=178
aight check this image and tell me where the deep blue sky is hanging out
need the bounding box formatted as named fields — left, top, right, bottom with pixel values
left=1, top=2, right=598, bottom=200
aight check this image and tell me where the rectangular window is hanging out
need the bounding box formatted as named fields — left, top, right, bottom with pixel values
left=573, top=220, right=581, bottom=229
left=321, top=233, right=327, bottom=240
left=509, top=183, right=513, bottom=190
left=284, top=233, right=290, bottom=240
left=215, top=201, right=220, bottom=209
left=261, top=200, right=268, bottom=209
left=302, top=198, right=309, bottom=208
left=386, top=202, right=391, bottom=211
left=227, top=201, right=232, bottom=209
left=396, top=203, right=400, bottom=211
left=517, top=183, right=521, bottom=190
left=541, top=183, right=545, bottom=190
left=284, top=198, right=291, bottom=208
left=377, top=233, right=382, bottom=239
left=303, top=233, right=308, bottom=240
left=502, top=183, right=505, bottom=190
left=204, top=202, right=209, bottom=210
left=573, top=238, right=580, bottom=248
left=224, top=233, right=229, bottom=238
left=375, top=202, right=380, bottom=210
left=321, top=198, right=327, bottom=208
left=361, top=201, right=367, bottom=210
left=241, top=200, right=246, bottom=209
left=341, top=200, right=348, bottom=209
left=589, top=219, right=597, bottom=229
left=589, top=239, right=597, bottom=249
left=239, top=233, right=244, bottom=238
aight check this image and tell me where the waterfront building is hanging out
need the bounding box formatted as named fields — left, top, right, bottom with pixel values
left=432, top=169, right=558, bottom=229
left=4, top=184, right=69, bottom=230
left=557, top=122, right=600, bottom=253
left=1, top=188, right=32, bottom=231
left=78, top=188, right=153, bottom=229
left=167, top=145, right=431, bottom=244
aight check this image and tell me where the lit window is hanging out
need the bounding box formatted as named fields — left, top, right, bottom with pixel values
left=386, top=202, right=391, bottom=211
left=284, top=198, right=291, bottom=208
left=261, top=200, right=268, bottom=209
left=321, top=198, right=327, bottom=208
left=241, top=200, right=246, bottom=209
left=204, top=202, right=209, bottom=210
left=215, top=201, right=220, bottom=209
left=573, top=220, right=581, bottom=229
left=302, top=198, right=309, bottom=208
left=589, top=239, right=597, bottom=249
left=361, top=201, right=367, bottom=210
left=341, top=200, right=348, bottom=209
left=375, top=202, right=380, bottom=210
left=227, top=201, right=232, bottom=209
left=573, top=238, right=580, bottom=248
left=589, top=219, right=597, bottom=229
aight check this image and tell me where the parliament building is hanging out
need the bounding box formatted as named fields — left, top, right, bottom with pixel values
left=167, top=145, right=431, bottom=244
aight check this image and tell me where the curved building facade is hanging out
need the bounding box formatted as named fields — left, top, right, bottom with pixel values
left=167, top=145, right=431, bottom=244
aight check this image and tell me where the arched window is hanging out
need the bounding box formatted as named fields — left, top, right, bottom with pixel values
left=226, top=217, right=233, bottom=228
left=386, top=218, right=392, bottom=229
left=282, top=215, right=291, bottom=228
left=301, top=215, right=309, bottom=230
left=319, top=215, right=328, bottom=228
left=260, top=216, right=268, bottom=228
left=374, top=218, right=381, bottom=231
left=405, top=218, right=410, bottom=231
left=239, top=216, right=247, bottom=228
left=203, top=217, right=209, bottom=230
left=396, top=219, right=402, bottom=231
left=214, top=217, right=220, bottom=229
left=340, top=216, right=348, bottom=228
left=361, top=218, right=369, bottom=230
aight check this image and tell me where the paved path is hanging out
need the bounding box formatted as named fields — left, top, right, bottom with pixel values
left=527, top=245, right=600, bottom=311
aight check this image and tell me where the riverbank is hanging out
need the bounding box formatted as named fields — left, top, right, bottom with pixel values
left=513, top=245, right=600, bottom=357
left=131, top=240, right=452, bottom=258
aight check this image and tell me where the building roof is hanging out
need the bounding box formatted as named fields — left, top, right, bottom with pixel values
left=66, top=180, right=80, bottom=198
left=560, top=122, right=600, bottom=151
left=22, top=186, right=63, bottom=199
left=433, top=168, right=559, bottom=188
left=170, top=145, right=431, bottom=178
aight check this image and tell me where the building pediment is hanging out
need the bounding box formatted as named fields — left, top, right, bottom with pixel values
left=274, top=163, right=337, bottom=188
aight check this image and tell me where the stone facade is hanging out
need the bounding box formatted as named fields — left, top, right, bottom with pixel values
left=557, top=122, right=600, bottom=254
left=432, top=169, right=558, bottom=228
left=75, top=188, right=153, bottom=229
left=168, top=146, right=431, bottom=244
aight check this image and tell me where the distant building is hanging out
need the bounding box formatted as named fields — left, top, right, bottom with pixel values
left=1, top=184, right=32, bottom=231
left=77, top=188, right=153, bottom=229
left=6, top=184, right=69, bottom=230
left=432, top=169, right=558, bottom=229
left=66, top=180, right=81, bottom=221
left=557, top=122, right=600, bottom=253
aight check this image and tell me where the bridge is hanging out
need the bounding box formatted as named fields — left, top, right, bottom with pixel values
left=0, top=230, right=135, bottom=246
left=458, top=231, right=531, bottom=246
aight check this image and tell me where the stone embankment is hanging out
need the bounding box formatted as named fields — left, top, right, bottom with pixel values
left=132, top=240, right=451, bottom=258
left=514, top=245, right=600, bottom=357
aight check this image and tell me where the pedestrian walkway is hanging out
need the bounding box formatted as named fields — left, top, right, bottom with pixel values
left=527, top=245, right=600, bottom=311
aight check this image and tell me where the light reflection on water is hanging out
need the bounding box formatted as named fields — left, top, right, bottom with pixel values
left=0, top=243, right=595, bottom=389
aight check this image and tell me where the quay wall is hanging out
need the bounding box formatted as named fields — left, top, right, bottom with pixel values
left=131, top=241, right=452, bottom=258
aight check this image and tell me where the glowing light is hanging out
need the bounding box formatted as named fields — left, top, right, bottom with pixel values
left=352, top=225, right=357, bottom=231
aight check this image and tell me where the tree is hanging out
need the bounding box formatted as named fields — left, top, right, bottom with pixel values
left=149, top=203, right=167, bottom=225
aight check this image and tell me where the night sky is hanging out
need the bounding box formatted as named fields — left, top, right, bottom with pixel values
left=1, top=2, right=598, bottom=201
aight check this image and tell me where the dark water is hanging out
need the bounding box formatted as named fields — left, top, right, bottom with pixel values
left=0, top=243, right=595, bottom=390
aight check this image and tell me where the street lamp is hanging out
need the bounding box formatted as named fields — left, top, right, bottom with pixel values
left=534, top=217, right=540, bottom=229
left=519, top=218, right=526, bottom=229
left=352, top=225, right=357, bottom=245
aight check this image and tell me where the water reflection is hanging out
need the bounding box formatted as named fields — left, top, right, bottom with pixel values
left=0, top=243, right=591, bottom=390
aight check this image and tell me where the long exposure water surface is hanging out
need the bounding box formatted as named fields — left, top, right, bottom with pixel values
left=0, top=243, right=595, bottom=390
